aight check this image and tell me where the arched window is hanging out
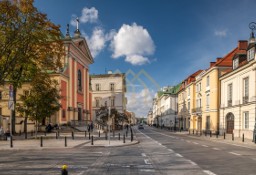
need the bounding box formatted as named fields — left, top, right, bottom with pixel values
left=78, top=70, right=82, bottom=91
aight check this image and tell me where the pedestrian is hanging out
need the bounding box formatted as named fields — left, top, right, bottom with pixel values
left=90, top=122, right=94, bottom=132
left=87, top=123, right=91, bottom=132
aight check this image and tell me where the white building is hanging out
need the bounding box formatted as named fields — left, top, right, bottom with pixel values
left=219, top=33, right=256, bottom=140
left=90, top=72, right=127, bottom=121
left=152, top=85, right=180, bottom=128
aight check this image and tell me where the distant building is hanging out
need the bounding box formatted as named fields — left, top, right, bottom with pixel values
left=90, top=72, right=127, bottom=121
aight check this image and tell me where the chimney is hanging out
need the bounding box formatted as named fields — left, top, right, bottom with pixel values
left=210, top=62, right=216, bottom=67
left=216, top=57, right=222, bottom=62
left=238, top=40, right=248, bottom=50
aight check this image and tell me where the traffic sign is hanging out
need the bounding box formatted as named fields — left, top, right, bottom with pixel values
left=8, top=101, right=14, bottom=110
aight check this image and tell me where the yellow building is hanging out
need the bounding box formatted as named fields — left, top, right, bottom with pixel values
left=191, top=41, right=248, bottom=134
left=178, top=70, right=202, bottom=130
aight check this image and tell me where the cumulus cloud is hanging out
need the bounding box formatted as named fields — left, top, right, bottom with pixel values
left=214, top=29, right=227, bottom=37
left=70, top=7, right=98, bottom=26
left=126, top=88, right=154, bottom=117
left=83, top=28, right=116, bottom=57
left=110, top=23, right=155, bottom=65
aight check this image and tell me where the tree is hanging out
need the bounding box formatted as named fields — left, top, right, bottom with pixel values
left=0, top=0, right=63, bottom=133
left=16, top=72, right=61, bottom=137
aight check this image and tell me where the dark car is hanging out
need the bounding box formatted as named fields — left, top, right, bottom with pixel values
left=138, top=124, right=144, bottom=129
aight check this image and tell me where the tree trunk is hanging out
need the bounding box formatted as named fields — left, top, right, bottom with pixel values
left=24, top=116, right=28, bottom=139
left=11, top=88, right=17, bottom=134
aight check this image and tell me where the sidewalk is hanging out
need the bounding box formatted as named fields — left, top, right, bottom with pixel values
left=160, top=128, right=256, bottom=149
left=0, top=129, right=139, bottom=150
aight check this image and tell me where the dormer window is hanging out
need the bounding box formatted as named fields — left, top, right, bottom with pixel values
left=233, top=58, right=239, bottom=69
left=247, top=47, right=255, bottom=61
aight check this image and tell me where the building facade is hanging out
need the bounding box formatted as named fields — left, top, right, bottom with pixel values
left=220, top=36, right=256, bottom=139
left=90, top=72, right=127, bottom=121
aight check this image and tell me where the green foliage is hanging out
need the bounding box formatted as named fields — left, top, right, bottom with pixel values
left=16, top=72, right=61, bottom=123
left=0, top=0, right=63, bottom=86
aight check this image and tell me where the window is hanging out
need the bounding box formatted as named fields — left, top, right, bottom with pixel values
left=188, top=101, right=190, bottom=111
left=206, top=94, right=210, bottom=110
left=244, top=111, right=249, bottom=129
left=233, top=58, right=239, bottom=69
left=243, top=77, right=249, bottom=103
left=110, top=83, right=115, bottom=91
left=248, top=48, right=255, bottom=61
left=62, top=109, right=66, bottom=119
left=0, top=91, right=2, bottom=100
left=96, top=99, right=100, bottom=107
left=228, top=83, right=233, bottom=106
left=199, top=83, right=201, bottom=91
left=95, top=84, right=100, bottom=91
left=111, top=98, right=115, bottom=107
left=78, top=70, right=82, bottom=91
left=188, top=87, right=190, bottom=96
left=206, top=76, right=210, bottom=87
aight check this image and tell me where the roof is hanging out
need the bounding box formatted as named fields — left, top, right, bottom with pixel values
left=90, top=73, right=125, bottom=78
left=157, top=83, right=181, bottom=97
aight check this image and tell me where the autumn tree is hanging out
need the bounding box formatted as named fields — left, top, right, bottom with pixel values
left=16, top=72, right=61, bottom=137
left=0, top=0, right=63, bottom=133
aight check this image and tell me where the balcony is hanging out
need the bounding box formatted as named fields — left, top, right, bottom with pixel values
left=192, top=107, right=202, bottom=114
left=243, top=96, right=249, bottom=104
left=227, top=100, right=232, bottom=107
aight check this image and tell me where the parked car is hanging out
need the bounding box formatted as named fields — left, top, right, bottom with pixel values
left=138, top=124, right=144, bottom=129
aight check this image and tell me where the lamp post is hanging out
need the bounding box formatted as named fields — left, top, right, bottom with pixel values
left=249, top=22, right=256, bottom=142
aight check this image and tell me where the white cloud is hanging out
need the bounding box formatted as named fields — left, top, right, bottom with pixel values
left=126, top=88, right=154, bottom=117
left=110, top=23, right=155, bottom=65
left=214, top=29, right=227, bottom=37
left=125, top=55, right=149, bottom=65
left=83, top=28, right=116, bottom=57
left=70, top=7, right=98, bottom=27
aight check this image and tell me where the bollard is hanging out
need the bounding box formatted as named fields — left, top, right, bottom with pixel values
left=113, top=131, right=115, bottom=138
left=10, top=136, right=13, bottom=148
left=232, top=133, right=234, bottom=141
left=61, top=165, right=68, bottom=175
left=123, top=134, right=125, bottom=143
left=89, top=132, right=91, bottom=140
left=224, top=132, right=226, bottom=139
left=44, top=131, right=46, bottom=136
left=72, top=131, right=74, bottom=140
left=242, top=133, right=244, bottom=142
left=210, top=131, right=212, bottom=137
left=40, top=136, right=43, bottom=147
left=91, top=136, right=94, bottom=145
left=85, top=131, right=87, bottom=138
left=126, top=131, right=128, bottom=137
left=56, top=132, right=58, bottom=139
left=118, top=133, right=120, bottom=140
left=105, top=132, right=107, bottom=140
left=58, top=131, right=60, bottom=137
left=25, top=132, right=27, bottom=139
left=216, top=132, right=218, bottom=138
left=65, top=136, right=67, bottom=147
left=189, top=130, right=190, bottom=135
left=19, top=130, right=21, bottom=136
left=99, top=131, right=100, bottom=138
left=193, top=130, right=194, bottom=135
left=254, top=135, right=256, bottom=144
left=205, top=131, right=207, bottom=137
left=131, top=133, right=133, bottom=142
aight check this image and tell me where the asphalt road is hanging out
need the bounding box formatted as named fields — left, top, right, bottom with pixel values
left=0, top=126, right=255, bottom=175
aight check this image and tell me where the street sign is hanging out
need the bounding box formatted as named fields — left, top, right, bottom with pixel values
left=8, top=101, right=14, bottom=110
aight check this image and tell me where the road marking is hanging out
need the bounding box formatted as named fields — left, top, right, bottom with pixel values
left=175, top=153, right=183, bottom=157
left=202, top=145, right=209, bottom=147
left=168, top=149, right=174, bottom=152
left=203, top=170, right=217, bottom=175
left=193, top=142, right=199, bottom=144
left=212, top=148, right=220, bottom=150
left=188, top=160, right=197, bottom=165
left=141, top=153, right=146, bottom=157
left=229, top=152, right=241, bottom=156
left=140, top=169, right=155, bottom=172
left=144, top=159, right=151, bottom=164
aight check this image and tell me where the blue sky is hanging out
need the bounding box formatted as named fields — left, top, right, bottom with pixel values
left=34, top=0, right=256, bottom=117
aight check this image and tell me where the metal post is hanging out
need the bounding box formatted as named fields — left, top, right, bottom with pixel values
left=131, top=133, right=133, bottom=142
left=108, top=106, right=111, bottom=146
left=224, top=132, right=226, bottom=139
left=89, top=132, right=91, bottom=140
left=85, top=131, right=87, bottom=138
left=99, top=131, right=100, bottom=137
left=10, top=136, right=13, bottom=148
left=123, top=134, right=125, bottom=143
left=210, top=131, right=212, bottom=137
left=193, top=130, right=194, bottom=135
left=242, top=133, right=244, bottom=142
left=118, top=133, right=120, bottom=140
left=65, top=136, right=67, bottom=147
left=72, top=131, right=74, bottom=140
left=91, top=136, right=94, bottom=145
left=232, top=133, right=234, bottom=141
left=56, top=132, right=58, bottom=139
left=216, top=132, right=218, bottom=138
left=40, top=136, right=43, bottom=147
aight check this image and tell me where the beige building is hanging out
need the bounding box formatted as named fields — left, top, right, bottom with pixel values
left=90, top=72, right=127, bottom=121
left=220, top=35, right=256, bottom=140
left=191, top=41, right=247, bottom=134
